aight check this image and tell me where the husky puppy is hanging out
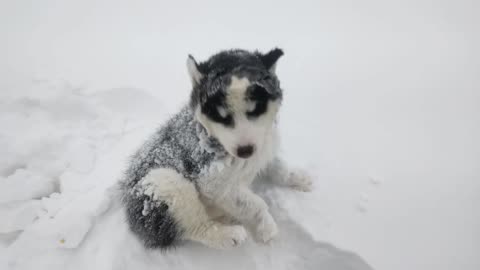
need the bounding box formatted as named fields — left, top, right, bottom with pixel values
left=120, top=48, right=312, bottom=250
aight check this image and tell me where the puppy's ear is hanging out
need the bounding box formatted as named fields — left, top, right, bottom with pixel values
left=260, top=48, right=284, bottom=74
left=187, top=55, right=204, bottom=86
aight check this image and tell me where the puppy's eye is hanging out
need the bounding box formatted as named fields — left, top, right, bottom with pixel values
left=209, top=105, right=233, bottom=126
left=202, top=92, right=234, bottom=127
left=246, top=85, right=269, bottom=118
left=217, top=106, right=228, bottom=119
left=246, top=101, right=256, bottom=113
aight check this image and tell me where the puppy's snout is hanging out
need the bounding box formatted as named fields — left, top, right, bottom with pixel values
left=236, top=145, right=255, bottom=158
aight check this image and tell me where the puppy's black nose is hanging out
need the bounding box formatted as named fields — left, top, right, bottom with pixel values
left=236, top=145, right=254, bottom=158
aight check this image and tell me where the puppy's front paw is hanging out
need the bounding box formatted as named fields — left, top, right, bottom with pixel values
left=254, top=212, right=278, bottom=243
left=287, top=169, right=313, bottom=192
left=217, top=225, right=248, bottom=249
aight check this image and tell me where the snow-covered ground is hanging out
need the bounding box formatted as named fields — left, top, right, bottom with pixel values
left=1, top=1, right=479, bottom=270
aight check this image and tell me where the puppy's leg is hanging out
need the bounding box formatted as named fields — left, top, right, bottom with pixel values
left=141, top=168, right=247, bottom=249
left=215, top=187, right=278, bottom=243
left=262, top=158, right=312, bottom=192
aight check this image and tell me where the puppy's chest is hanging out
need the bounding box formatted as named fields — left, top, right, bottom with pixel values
left=196, top=135, right=278, bottom=195
left=196, top=156, right=268, bottom=196
left=219, top=156, right=268, bottom=182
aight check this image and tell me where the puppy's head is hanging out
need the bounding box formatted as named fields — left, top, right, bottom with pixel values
left=188, top=48, right=284, bottom=159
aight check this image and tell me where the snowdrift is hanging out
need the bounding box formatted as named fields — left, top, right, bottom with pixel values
left=0, top=84, right=371, bottom=270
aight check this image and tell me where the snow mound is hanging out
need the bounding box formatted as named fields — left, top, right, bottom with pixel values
left=0, top=82, right=371, bottom=269
left=4, top=185, right=372, bottom=270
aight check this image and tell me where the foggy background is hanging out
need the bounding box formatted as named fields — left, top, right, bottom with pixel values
left=1, top=1, right=479, bottom=270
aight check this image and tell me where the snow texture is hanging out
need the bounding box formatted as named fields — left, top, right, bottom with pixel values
left=1, top=1, right=479, bottom=270
left=0, top=84, right=372, bottom=270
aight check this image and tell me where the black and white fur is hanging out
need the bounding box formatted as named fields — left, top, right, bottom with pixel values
left=120, top=48, right=312, bottom=250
